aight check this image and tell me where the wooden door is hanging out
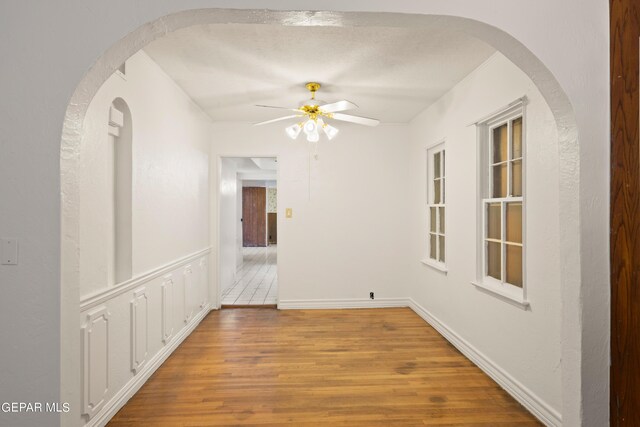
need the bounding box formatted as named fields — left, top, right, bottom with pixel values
left=242, top=187, right=266, bottom=247
left=611, top=0, right=640, bottom=424
left=268, top=212, right=277, bottom=244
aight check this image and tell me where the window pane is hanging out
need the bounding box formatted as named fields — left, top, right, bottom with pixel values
left=434, top=152, right=441, bottom=178
left=492, top=124, right=508, bottom=163
left=512, top=117, right=522, bottom=159
left=442, top=150, right=446, bottom=176
left=492, top=164, right=508, bottom=198
left=511, top=160, right=522, bottom=197
left=439, top=207, right=445, bottom=234
left=438, top=236, right=445, bottom=262
left=487, top=241, right=501, bottom=280
left=430, top=234, right=437, bottom=259
left=487, top=203, right=501, bottom=240
left=430, top=207, right=436, bottom=232
left=434, top=179, right=441, bottom=203
left=506, top=244, right=523, bottom=287
left=506, top=202, right=522, bottom=244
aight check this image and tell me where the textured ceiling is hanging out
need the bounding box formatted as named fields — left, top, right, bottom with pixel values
left=143, top=24, right=495, bottom=123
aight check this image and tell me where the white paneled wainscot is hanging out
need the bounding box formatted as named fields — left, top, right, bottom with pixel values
left=74, top=47, right=213, bottom=426
left=79, top=249, right=211, bottom=426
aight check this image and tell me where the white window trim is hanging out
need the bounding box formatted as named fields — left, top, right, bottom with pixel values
left=473, top=97, right=529, bottom=308
left=422, top=139, right=447, bottom=274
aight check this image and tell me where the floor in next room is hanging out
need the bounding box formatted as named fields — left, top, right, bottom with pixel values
left=221, top=246, right=278, bottom=305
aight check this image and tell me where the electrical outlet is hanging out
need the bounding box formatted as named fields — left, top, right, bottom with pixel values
left=1, top=239, right=18, bottom=265
left=369, top=292, right=374, bottom=300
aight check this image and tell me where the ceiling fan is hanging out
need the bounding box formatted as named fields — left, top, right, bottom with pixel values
left=254, top=82, right=380, bottom=142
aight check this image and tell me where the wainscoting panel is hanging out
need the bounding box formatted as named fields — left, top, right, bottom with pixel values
left=130, top=287, right=148, bottom=374
left=82, top=306, right=110, bottom=419
left=199, top=258, right=208, bottom=309
left=79, top=248, right=212, bottom=427
left=183, top=264, right=194, bottom=324
left=162, top=275, right=174, bottom=344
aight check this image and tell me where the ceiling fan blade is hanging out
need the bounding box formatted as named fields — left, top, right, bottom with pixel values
left=255, top=104, right=301, bottom=113
left=254, top=115, right=301, bottom=126
left=320, top=100, right=358, bottom=113
left=331, top=113, right=380, bottom=127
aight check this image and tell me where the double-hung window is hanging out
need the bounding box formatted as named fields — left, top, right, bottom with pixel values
left=425, top=142, right=446, bottom=270
left=476, top=100, right=525, bottom=302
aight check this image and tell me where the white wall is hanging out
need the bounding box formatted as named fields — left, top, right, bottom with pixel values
left=219, top=158, right=238, bottom=293
left=79, top=50, right=211, bottom=298
left=73, top=50, right=213, bottom=425
left=211, top=124, right=412, bottom=305
left=408, top=53, right=562, bottom=420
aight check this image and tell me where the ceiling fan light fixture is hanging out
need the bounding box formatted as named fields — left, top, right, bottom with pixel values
left=322, top=123, right=339, bottom=140
left=285, top=123, right=302, bottom=139
left=254, top=82, right=379, bottom=144
left=303, top=119, right=317, bottom=134
left=307, top=130, right=320, bottom=143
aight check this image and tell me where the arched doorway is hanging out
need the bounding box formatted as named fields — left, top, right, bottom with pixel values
left=60, top=9, right=587, bottom=427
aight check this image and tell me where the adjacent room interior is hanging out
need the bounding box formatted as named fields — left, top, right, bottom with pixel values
left=65, top=17, right=567, bottom=427
left=219, top=157, right=278, bottom=307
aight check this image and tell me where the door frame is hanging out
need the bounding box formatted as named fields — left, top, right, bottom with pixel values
left=215, top=155, right=280, bottom=309
left=610, top=0, right=640, bottom=423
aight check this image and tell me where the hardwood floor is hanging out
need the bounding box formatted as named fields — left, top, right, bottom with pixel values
left=108, top=308, right=540, bottom=426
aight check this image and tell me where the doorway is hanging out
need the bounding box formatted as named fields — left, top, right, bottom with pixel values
left=218, top=157, right=278, bottom=307
left=57, top=9, right=592, bottom=427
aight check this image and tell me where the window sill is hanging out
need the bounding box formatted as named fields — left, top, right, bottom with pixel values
left=420, top=259, right=448, bottom=274
left=471, top=280, right=530, bottom=309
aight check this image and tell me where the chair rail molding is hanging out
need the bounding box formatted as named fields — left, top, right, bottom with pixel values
left=78, top=250, right=212, bottom=427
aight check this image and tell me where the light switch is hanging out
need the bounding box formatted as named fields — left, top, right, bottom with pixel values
left=285, top=208, right=293, bottom=219
left=1, top=239, right=18, bottom=265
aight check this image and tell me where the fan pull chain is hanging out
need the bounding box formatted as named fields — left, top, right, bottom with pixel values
left=307, top=142, right=319, bottom=201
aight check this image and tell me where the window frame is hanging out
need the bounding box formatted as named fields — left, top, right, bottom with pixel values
left=473, top=98, right=529, bottom=307
left=422, top=139, right=447, bottom=273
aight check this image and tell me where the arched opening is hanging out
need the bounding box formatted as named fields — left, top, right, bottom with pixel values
left=60, top=9, right=587, bottom=427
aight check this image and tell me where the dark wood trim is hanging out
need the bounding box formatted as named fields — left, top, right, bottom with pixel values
left=611, top=0, right=640, bottom=424
left=268, top=212, right=277, bottom=244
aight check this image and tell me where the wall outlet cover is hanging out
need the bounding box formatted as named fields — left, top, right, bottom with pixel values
left=1, top=238, right=18, bottom=265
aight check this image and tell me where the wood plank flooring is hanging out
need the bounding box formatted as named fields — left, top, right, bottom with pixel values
left=108, top=308, right=540, bottom=426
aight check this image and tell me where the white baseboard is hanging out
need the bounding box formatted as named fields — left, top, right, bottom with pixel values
left=87, top=304, right=213, bottom=427
left=278, top=297, right=410, bottom=310
left=408, top=298, right=562, bottom=427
